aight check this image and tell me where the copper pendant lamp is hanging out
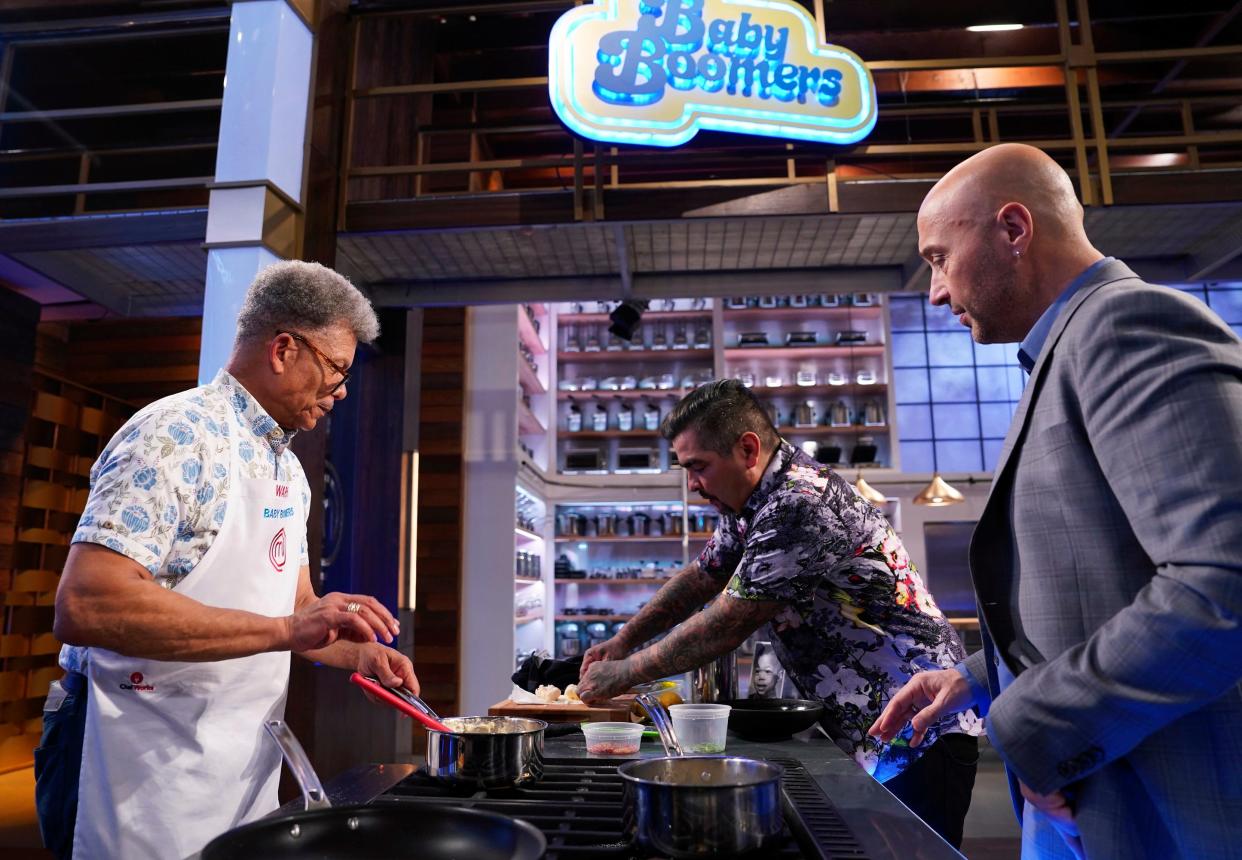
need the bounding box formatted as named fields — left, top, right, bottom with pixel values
left=913, top=473, right=965, bottom=506
left=854, top=473, right=888, bottom=504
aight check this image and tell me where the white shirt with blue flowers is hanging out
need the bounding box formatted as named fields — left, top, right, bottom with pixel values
left=60, top=369, right=311, bottom=674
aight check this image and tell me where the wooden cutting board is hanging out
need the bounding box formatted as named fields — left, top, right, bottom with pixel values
left=488, top=696, right=636, bottom=724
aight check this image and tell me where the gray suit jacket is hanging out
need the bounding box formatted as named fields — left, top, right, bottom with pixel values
left=963, top=259, right=1242, bottom=859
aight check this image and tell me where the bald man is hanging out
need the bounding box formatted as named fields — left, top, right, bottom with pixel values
left=870, top=144, right=1242, bottom=860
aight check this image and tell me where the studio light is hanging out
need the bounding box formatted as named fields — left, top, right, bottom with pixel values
left=966, top=23, right=1023, bottom=32
left=608, top=299, right=650, bottom=342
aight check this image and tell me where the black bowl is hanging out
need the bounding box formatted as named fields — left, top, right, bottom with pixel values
left=724, top=698, right=824, bottom=742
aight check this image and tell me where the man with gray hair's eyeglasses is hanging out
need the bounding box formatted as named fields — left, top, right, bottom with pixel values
left=36, top=260, right=418, bottom=860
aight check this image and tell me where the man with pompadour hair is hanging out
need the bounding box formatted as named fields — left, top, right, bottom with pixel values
left=36, top=260, right=418, bottom=860
left=579, top=377, right=981, bottom=848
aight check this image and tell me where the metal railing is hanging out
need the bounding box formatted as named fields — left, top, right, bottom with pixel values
left=0, top=9, right=226, bottom=218
left=338, top=0, right=1242, bottom=221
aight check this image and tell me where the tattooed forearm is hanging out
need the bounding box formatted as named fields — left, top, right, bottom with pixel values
left=628, top=597, right=783, bottom=685
left=616, top=561, right=727, bottom=651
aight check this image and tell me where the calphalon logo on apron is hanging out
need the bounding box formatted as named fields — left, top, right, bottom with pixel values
left=269, top=528, right=286, bottom=573
left=120, top=671, right=155, bottom=692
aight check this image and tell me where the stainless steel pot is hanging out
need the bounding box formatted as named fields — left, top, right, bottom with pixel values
left=625, top=693, right=783, bottom=857
left=425, top=716, right=547, bottom=789
left=618, top=757, right=784, bottom=857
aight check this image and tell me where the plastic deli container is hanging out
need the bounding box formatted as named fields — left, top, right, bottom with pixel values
left=668, top=703, right=731, bottom=753
left=582, top=721, right=644, bottom=755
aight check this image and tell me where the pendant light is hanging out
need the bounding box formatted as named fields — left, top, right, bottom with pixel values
left=854, top=473, right=887, bottom=504
left=913, top=473, right=965, bottom=506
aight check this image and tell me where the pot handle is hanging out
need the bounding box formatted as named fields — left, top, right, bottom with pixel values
left=264, top=720, right=332, bottom=811
left=402, top=689, right=444, bottom=723
left=635, top=692, right=683, bottom=757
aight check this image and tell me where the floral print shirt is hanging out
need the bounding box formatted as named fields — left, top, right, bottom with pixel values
left=701, top=441, right=982, bottom=781
left=61, top=369, right=311, bottom=674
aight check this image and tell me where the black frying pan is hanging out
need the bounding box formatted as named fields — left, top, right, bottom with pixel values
left=201, top=720, right=545, bottom=860
left=202, top=803, right=545, bottom=859
left=723, top=698, right=824, bottom=742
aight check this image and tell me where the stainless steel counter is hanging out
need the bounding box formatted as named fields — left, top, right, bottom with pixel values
left=292, top=728, right=965, bottom=860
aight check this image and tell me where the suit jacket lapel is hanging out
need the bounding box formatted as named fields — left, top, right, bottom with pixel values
left=972, top=260, right=1142, bottom=673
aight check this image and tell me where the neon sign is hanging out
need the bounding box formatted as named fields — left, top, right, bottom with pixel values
left=548, top=0, right=877, bottom=147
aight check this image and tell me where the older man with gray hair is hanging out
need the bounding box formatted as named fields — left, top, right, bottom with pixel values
left=35, top=261, right=418, bottom=860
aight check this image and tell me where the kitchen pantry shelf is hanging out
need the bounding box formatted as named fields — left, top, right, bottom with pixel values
left=557, top=388, right=689, bottom=400
left=515, top=575, right=543, bottom=584
left=557, top=310, right=711, bottom=324
left=541, top=295, right=897, bottom=661
left=554, top=533, right=713, bottom=544
left=515, top=611, right=544, bottom=626
left=517, top=359, right=546, bottom=395
left=722, top=306, right=884, bottom=322
left=778, top=425, right=889, bottom=436
left=558, top=348, right=713, bottom=363
left=555, top=578, right=671, bottom=585
left=560, top=429, right=661, bottom=440
left=723, top=345, right=886, bottom=360
left=517, top=308, right=546, bottom=356
left=555, top=614, right=634, bottom=622
left=518, top=402, right=546, bottom=436
left=749, top=383, right=888, bottom=397
left=514, top=526, right=542, bottom=543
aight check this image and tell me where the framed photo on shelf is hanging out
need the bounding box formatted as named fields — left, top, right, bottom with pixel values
left=747, top=641, right=790, bottom=699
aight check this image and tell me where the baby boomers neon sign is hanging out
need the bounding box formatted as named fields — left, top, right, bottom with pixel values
left=548, top=0, right=877, bottom=147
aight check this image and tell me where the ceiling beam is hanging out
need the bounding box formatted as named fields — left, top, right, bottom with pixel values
left=1105, top=1, right=1242, bottom=142
left=0, top=209, right=207, bottom=253
left=2, top=251, right=131, bottom=316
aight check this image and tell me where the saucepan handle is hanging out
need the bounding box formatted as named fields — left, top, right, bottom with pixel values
left=264, top=719, right=332, bottom=811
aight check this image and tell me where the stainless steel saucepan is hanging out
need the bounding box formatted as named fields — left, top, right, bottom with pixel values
left=425, top=715, right=547, bottom=789
left=356, top=678, right=548, bottom=790
left=619, top=692, right=784, bottom=857
left=401, top=689, right=548, bottom=789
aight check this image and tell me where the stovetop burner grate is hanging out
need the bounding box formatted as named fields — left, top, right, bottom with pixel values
left=374, top=756, right=871, bottom=859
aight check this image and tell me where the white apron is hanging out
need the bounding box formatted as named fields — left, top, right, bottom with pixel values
left=73, top=431, right=305, bottom=860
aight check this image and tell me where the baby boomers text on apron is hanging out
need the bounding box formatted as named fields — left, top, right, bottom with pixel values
left=73, top=432, right=305, bottom=860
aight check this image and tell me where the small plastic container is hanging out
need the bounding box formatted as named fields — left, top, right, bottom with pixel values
left=582, top=721, right=644, bottom=756
left=669, top=703, right=731, bottom=754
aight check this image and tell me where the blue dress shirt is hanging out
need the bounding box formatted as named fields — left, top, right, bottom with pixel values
left=954, top=257, right=1113, bottom=711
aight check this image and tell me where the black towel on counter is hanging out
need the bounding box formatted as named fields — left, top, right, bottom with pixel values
left=512, top=653, right=583, bottom=692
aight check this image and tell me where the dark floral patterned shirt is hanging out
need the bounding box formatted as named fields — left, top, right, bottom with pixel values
left=700, top=441, right=982, bottom=781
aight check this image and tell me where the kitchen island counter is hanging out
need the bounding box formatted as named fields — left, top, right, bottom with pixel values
left=287, top=728, right=965, bottom=859
left=549, top=729, right=965, bottom=860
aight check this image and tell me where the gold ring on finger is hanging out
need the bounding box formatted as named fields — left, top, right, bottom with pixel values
left=346, top=601, right=361, bottom=613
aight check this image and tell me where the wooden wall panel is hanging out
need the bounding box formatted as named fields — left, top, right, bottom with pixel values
left=413, top=308, right=466, bottom=721
left=0, top=285, right=142, bottom=770
left=55, top=317, right=202, bottom=406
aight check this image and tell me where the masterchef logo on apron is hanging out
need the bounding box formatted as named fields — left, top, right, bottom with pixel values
left=269, top=528, right=286, bottom=573
left=119, top=671, right=155, bottom=692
